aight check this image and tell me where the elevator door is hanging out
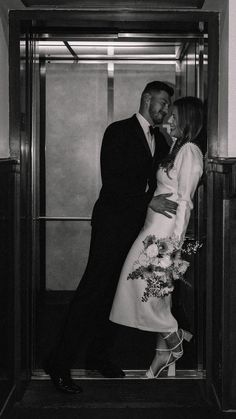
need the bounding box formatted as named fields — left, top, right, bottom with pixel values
left=31, top=31, right=207, bottom=376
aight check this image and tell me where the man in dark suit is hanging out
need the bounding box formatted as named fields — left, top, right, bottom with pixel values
left=44, top=81, right=177, bottom=393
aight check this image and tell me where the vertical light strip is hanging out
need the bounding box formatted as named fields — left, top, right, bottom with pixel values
left=197, top=39, right=204, bottom=100
left=31, top=36, right=41, bottom=371
left=196, top=37, right=205, bottom=375
left=197, top=21, right=205, bottom=100
left=107, top=47, right=114, bottom=124
left=175, top=60, right=182, bottom=99
left=185, top=54, right=188, bottom=96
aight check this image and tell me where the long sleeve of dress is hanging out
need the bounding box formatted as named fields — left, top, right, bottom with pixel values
left=173, top=143, right=203, bottom=242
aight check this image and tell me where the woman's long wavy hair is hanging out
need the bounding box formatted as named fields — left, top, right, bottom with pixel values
left=161, top=96, right=204, bottom=176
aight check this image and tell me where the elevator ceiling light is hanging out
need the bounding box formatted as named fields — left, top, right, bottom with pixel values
left=38, top=41, right=182, bottom=47
left=117, top=33, right=205, bottom=39
left=35, top=35, right=207, bottom=63
left=44, top=60, right=177, bottom=65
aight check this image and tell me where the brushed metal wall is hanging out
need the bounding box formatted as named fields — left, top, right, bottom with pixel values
left=45, top=62, right=175, bottom=290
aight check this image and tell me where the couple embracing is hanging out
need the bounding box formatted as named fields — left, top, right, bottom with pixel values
left=44, top=81, right=205, bottom=393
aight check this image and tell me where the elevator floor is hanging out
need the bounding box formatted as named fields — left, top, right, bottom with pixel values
left=12, top=379, right=222, bottom=419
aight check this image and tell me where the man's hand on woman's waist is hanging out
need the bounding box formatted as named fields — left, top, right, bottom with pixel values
left=149, top=193, right=178, bottom=218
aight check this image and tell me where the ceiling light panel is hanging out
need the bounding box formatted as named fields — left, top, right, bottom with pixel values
left=38, top=40, right=181, bottom=59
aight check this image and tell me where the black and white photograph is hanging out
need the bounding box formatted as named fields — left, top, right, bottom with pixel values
left=0, top=1, right=235, bottom=418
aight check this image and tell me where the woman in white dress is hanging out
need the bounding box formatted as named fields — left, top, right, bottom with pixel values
left=109, top=96, right=204, bottom=378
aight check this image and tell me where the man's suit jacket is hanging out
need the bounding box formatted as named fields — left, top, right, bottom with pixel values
left=92, top=114, right=170, bottom=226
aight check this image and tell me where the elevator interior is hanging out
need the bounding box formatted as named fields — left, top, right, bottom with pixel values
left=19, top=24, right=208, bottom=378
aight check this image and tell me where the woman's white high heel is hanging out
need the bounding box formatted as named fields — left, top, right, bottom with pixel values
left=145, top=350, right=176, bottom=378
left=145, top=329, right=193, bottom=379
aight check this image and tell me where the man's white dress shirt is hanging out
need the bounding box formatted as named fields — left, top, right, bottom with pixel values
left=136, top=113, right=155, bottom=156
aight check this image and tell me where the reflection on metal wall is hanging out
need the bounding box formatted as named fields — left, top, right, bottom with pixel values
left=46, top=63, right=107, bottom=289
left=46, top=221, right=91, bottom=289
left=45, top=62, right=175, bottom=290
left=46, top=63, right=107, bottom=217
left=178, top=43, right=197, bottom=97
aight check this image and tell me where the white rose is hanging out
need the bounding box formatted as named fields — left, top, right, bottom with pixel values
left=158, top=255, right=172, bottom=268
left=152, top=258, right=160, bottom=267
left=146, top=244, right=159, bottom=258
left=138, top=253, right=149, bottom=267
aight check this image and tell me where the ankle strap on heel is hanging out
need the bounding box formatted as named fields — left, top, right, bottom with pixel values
left=155, top=347, right=171, bottom=352
left=162, top=331, right=175, bottom=340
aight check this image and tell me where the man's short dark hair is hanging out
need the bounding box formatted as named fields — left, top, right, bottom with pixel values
left=142, top=81, right=174, bottom=97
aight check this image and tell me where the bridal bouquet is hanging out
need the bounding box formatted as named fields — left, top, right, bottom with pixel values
left=127, top=234, right=202, bottom=302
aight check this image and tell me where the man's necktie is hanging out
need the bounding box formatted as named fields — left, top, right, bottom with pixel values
left=149, top=125, right=155, bottom=136
left=148, top=125, right=156, bottom=155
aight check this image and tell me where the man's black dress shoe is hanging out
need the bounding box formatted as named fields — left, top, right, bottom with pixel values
left=87, top=359, right=125, bottom=378
left=43, top=361, right=82, bottom=394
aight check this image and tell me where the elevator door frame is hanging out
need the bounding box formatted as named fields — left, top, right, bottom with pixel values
left=36, top=39, right=204, bottom=376
left=9, top=7, right=219, bottom=391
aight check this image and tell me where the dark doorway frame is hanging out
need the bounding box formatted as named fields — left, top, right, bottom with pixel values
left=34, top=32, right=207, bottom=376
left=8, top=6, right=219, bottom=406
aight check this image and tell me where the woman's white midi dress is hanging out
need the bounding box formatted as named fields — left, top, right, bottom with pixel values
left=109, top=143, right=203, bottom=332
